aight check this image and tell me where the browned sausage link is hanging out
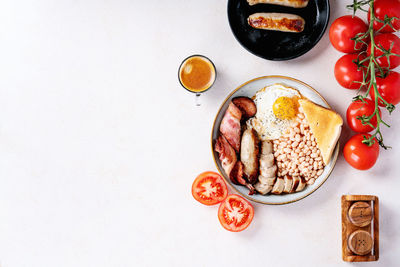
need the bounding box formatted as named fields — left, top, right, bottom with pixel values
left=247, top=0, right=309, bottom=8
left=249, top=17, right=303, bottom=32
left=232, top=97, right=257, bottom=119
left=248, top=13, right=305, bottom=33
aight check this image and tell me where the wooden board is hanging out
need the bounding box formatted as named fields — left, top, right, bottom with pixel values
left=341, top=195, right=379, bottom=262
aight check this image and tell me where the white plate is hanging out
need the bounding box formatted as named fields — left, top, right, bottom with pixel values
left=211, top=76, right=339, bottom=205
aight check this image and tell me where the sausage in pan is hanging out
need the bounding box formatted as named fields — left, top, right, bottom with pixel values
left=247, top=0, right=309, bottom=8
left=248, top=13, right=305, bottom=33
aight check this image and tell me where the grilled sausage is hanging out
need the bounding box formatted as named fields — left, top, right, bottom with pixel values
left=296, top=177, right=307, bottom=192
left=271, top=177, right=285, bottom=194
left=282, top=175, right=293, bottom=193
left=290, top=176, right=300, bottom=193
left=255, top=182, right=273, bottom=195
left=260, top=165, right=277, bottom=178
left=260, top=140, right=273, bottom=155
left=255, top=140, right=277, bottom=195
left=240, top=128, right=259, bottom=184
left=255, top=175, right=276, bottom=195
left=248, top=13, right=305, bottom=33
left=232, top=97, right=257, bottom=119
left=247, top=0, right=309, bottom=8
left=258, top=175, right=276, bottom=186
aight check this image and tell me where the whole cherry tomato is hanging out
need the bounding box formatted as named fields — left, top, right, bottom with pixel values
left=367, top=33, right=400, bottom=69
left=368, top=0, right=400, bottom=33
left=334, top=54, right=366, bottom=89
left=343, top=134, right=379, bottom=170
left=346, top=98, right=381, bottom=133
left=329, top=15, right=368, bottom=53
left=370, top=71, right=400, bottom=106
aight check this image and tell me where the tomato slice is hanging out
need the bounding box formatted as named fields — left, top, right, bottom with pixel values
left=218, top=194, right=254, bottom=232
left=192, top=171, right=228, bottom=206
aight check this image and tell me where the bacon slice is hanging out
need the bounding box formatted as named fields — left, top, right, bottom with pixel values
left=215, top=135, right=237, bottom=179
left=230, top=161, right=256, bottom=195
left=219, top=102, right=242, bottom=152
left=229, top=161, right=240, bottom=184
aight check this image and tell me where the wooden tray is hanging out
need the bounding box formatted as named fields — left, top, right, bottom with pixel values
left=341, top=195, right=379, bottom=262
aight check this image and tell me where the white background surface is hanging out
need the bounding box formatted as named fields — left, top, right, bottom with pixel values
left=0, top=0, right=399, bottom=266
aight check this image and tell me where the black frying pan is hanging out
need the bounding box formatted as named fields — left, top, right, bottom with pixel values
left=227, top=0, right=330, bottom=61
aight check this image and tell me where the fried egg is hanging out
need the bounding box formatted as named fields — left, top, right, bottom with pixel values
left=247, top=83, right=301, bottom=140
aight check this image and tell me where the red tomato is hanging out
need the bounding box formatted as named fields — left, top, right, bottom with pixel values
left=367, top=33, right=400, bottom=69
left=368, top=0, right=400, bottom=33
left=334, top=54, right=366, bottom=89
left=346, top=98, right=381, bottom=133
left=329, top=15, right=368, bottom=53
left=343, top=134, right=379, bottom=170
left=192, top=171, right=228, bottom=206
left=218, top=194, right=254, bottom=232
left=370, top=71, right=400, bottom=106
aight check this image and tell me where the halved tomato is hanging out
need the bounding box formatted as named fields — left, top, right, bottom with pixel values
left=192, top=171, right=228, bottom=206
left=218, top=194, right=254, bottom=232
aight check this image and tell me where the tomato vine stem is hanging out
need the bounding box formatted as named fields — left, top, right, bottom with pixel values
left=347, top=0, right=397, bottom=149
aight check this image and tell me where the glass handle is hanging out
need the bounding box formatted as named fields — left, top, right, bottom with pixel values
left=195, top=93, right=201, bottom=106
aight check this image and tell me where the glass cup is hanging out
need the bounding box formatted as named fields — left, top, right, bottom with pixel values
left=178, top=55, right=216, bottom=106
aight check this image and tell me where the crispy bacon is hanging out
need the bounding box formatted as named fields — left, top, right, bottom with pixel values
left=231, top=161, right=256, bottom=195
left=246, top=184, right=256, bottom=195
left=230, top=161, right=243, bottom=185
left=219, top=102, right=242, bottom=152
left=215, top=135, right=237, bottom=178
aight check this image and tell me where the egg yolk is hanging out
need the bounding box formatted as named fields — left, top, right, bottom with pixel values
left=273, top=96, right=298, bottom=120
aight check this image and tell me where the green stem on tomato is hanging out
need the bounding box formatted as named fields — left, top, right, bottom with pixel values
left=348, top=0, right=393, bottom=149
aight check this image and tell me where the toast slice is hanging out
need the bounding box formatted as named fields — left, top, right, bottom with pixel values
left=299, top=99, right=343, bottom=165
